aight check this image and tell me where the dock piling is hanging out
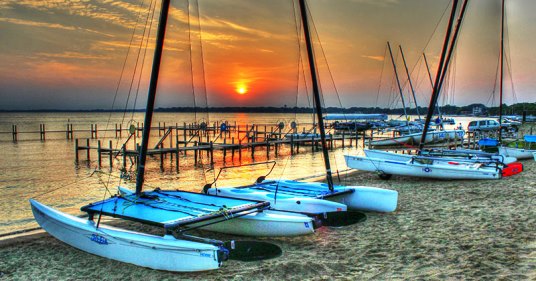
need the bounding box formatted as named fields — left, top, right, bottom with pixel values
left=109, top=140, right=113, bottom=169
left=39, top=124, right=45, bottom=141
left=75, top=139, right=79, bottom=163
left=12, top=125, right=17, bottom=142
left=97, top=140, right=102, bottom=169
left=86, top=139, right=90, bottom=161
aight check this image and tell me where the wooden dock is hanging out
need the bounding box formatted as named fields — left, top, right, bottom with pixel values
left=4, top=119, right=520, bottom=173
left=72, top=121, right=373, bottom=173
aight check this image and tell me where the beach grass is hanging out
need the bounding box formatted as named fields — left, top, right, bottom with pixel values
left=1, top=161, right=534, bottom=280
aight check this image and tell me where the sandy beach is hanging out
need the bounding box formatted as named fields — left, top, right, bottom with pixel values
left=1, top=160, right=535, bottom=280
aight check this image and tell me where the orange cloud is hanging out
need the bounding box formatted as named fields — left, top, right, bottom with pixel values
left=361, top=55, right=384, bottom=61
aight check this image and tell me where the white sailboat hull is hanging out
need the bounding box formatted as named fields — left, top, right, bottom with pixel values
left=344, top=155, right=501, bottom=180
left=207, top=187, right=348, bottom=214
left=325, top=185, right=398, bottom=212
left=198, top=210, right=314, bottom=237
left=117, top=187, right=314, bottom=237
left=30, top=199, right=223, bottom=272
left=207, top=180, right=398, bottom=213
left=370, top=135, right=412, bottom=146
left=370, top=130, right=464, bottom=146
left=364, top=149, right=517, bottom=165
left=499, top=146, right=536, bottom=160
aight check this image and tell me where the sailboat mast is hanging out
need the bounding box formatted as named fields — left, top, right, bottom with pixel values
left=399, top=45, right=421, bottom=121
left=418, top=0, right=465, bottom=151
left=298, top=0, right=334, bottom=191
left=433, top=0, right=469, bottom=113
left=423, top=53, right=443, bottom=119
left=387, top=41, right=410, bottom=128
left=499, top=0, right=505, bottom=142
left=135, top=0, right=171, bottom=195
left=423, top=53, right=435, bottom=89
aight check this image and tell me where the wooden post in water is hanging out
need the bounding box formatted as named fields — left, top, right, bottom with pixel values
left=122, top=145, right=127, bottom=170
left=74, top=139, right=79, bottom=163
left=194, top=141, right=198, bottom=166
left=277, top=127, right=282, bottom=156
left=238, top=139, right=242, bottom=161
left=182, top=122, right=187, bottom=155
left=97, top=140, right=102, bottom=169
left=266, top=139, right=270, bottom=159
left=66, top=124, right=70, bottom=139
left=12, top=125, right=17, bottom=142
left=175, top=139, right=179, bottom=173
left=109, top=140, right=113, bottom=169
left=39, top=124, right=46, bottom=141
left=170, top=125, right=174, bottom=149
left=209, top=141, right=214, bottom=167
left=231, top=137, right=235, bottom=159
left=169, top=128, right=173, bottom=162
left=290, top=135, right=294, bottom=155
left=135, top=143, right=140, bottom=169
left=90, top=124, right=94, bottom=139
left=223, top=138, right=227, bottom=162
left=275, top=138, right=279, bottom=157
left=254, top=125, right=259, bottom=142
left=160, top=143, right=164, bottom=172
left=86, top=139, right=91, bottom=161
left=115, top=124, right=122, bottom=138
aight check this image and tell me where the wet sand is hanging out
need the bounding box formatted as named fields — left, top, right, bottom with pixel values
left=1, top=160, right=535, bottom=280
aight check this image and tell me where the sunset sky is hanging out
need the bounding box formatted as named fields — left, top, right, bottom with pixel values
left=0, top=0, right=534, bottom=110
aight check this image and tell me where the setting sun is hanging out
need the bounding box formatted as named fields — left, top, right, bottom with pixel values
left=236, top=85, right=248, bottom=95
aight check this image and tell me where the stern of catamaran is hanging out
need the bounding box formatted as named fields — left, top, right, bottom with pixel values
left=218, top=245, right=230, bottom=264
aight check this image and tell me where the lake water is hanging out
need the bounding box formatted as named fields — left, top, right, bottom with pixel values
left=0, top=112, right=476, bottom=235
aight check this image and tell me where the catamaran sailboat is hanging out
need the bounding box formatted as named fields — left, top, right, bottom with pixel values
left=30, top=0, right=318, bottom=272
left=204, top=0, right=398, bottom=214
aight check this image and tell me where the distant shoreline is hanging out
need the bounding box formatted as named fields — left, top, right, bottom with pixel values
left=1, top=102, right=535, bottom=115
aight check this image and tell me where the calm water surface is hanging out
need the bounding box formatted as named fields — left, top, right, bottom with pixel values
left=0, top=112, right=476, bottom=235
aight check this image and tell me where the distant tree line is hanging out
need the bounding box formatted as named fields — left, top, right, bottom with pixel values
left=2, top=102, right=535, bottom=115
